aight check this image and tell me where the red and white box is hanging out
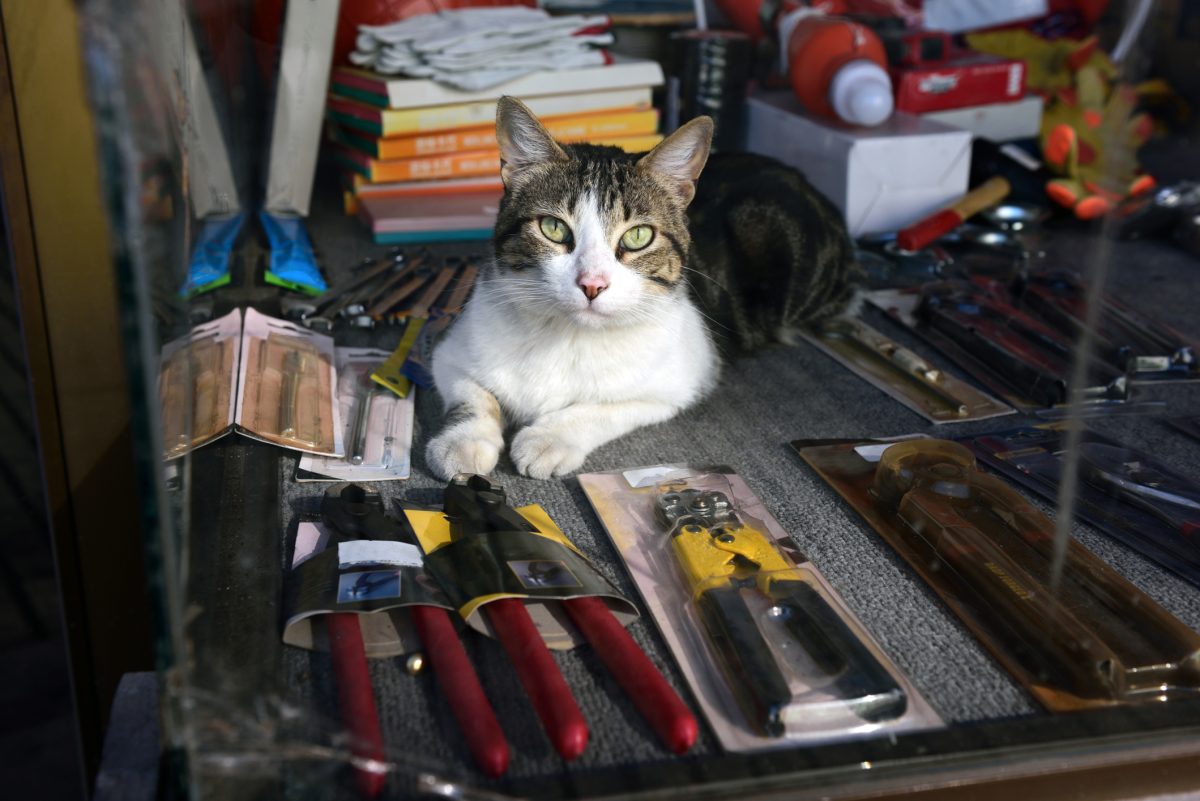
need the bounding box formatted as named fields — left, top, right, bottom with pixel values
left=892, top=54, right=1027, bottom=114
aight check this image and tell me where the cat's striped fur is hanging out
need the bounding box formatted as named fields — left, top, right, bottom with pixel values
left=425, top=97, right=859, bottom=480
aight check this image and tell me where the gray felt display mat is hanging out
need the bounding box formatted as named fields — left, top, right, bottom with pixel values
left=200, top=169, right=1200, bottom=799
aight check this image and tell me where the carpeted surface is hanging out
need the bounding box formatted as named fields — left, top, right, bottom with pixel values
left=218, top=156, right=1200, bottom=799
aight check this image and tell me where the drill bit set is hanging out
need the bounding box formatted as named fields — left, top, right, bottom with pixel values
left=578, top=466, right=938, bottom=751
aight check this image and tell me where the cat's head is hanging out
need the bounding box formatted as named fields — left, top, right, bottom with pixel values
left=489, top=96, right=712, bottom=328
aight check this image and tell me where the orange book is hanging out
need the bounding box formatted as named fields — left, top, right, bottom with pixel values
left=338, top=108, right=660, bottom=160
left=335, top=133, right=664, bottom=184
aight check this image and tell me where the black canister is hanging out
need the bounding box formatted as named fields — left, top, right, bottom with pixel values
left=671, top=29, right=753, bottom=152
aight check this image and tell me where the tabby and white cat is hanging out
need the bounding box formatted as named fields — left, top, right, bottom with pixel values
left=426, top=97, right=858, bottom=480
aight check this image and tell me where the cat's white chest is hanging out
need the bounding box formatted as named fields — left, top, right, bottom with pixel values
left=434, top=289, right=717, bottom=424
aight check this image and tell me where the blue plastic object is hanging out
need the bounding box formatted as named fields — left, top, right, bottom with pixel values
left=260, top=210, right=328, bottom=295
left=180, top=213, right=245, bottom=297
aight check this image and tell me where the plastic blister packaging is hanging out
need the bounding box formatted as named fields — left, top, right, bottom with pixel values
left=578, top=466, right=940, bottom=751
left=298, top=348, right=416, bottom=481
left=237, top=308, right=342, bottom=455
left=158, top=309, right=241, bottom=458
left=798, top=437, right=1200, bottom=710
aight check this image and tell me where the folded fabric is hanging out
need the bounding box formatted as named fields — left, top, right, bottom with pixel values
left=352, top=7, right=613, bottom=90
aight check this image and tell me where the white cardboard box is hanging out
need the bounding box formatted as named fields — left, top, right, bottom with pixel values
left=744, top=91, right=973, bottom=236
left=921, top=95, right=1043, bottom=142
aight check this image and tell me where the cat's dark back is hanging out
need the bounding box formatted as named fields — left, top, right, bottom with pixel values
left=687, top=152, right=860, bottom=352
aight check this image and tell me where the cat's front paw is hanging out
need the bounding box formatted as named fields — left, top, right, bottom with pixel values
left=426, top=426, right=502, bottom=481
left=510, top=426, right=588, bottom=479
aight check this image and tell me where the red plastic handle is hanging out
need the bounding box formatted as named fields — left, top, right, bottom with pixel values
left=896, top=209, right=961, bottom=252
left=409, top=605, right=510, bottom=777
left=486, top=598, right=589, bottom=760
left=563, top=596, right=698, bottom=754
left=327, top=613, right=387, bottom=798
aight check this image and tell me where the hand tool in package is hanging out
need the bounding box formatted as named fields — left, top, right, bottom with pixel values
left=1011, top=270, right=1199, bottom=381
left=804, top=316, right=1014, bottom=423
left=298, top=348, right=416, bottom=482
left=284, top=484, right=509, bottom=788
left=158, top=308, right=241, bottom=458
left=237, top=309, right=342, bottom=455
left=403, top=475, right=698, bottom=760
left=797, top=437, right=1200, bottom=710
left=868, top=277, right=1129, bottom=410
left=578, top=466, right=939, bottom=752
left=963, top=425, right=1200, bottom=588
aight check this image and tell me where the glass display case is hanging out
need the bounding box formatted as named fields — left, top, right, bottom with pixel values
left=72, top=0, right=1200, bottom=798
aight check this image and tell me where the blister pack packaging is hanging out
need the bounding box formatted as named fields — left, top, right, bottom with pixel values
left=237, top=308, right=342, bottom=455
left=578, top=465, right=939, bottom=752
left=797, top=438, right=1200, bottom=711
left=158, top=309, right=241, bottom=458
left=804, top=316, right=1014, bottom=424
left=297, top=347, right=416, bottom=481
left=962, top=424, right=1200, bottom=588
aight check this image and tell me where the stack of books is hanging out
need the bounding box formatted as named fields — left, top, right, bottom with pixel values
left=328, top=58, right=666, bottom=244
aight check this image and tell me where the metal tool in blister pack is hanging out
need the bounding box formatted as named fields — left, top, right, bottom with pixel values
left=442, top=475, right=698, bottom=757
left=655, top=486, right=906, bottom=736
left=917, top=279, right=1128, bottom=408
left=1078, top=442, right=1200, bottom=540
left=1015, top=271, right=1197, bottom=380
left=813, top=318, right=1012, bottom=423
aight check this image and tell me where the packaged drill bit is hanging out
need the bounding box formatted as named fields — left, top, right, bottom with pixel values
left=578, top=466, right=938, bottom=752
left=797, top=437, right=1200, bottom=711
left=297, top=347, right=416, bottom=481
left=236, top=308, right=342, bottom=456
left=962, top=425, right=1200, bottom=589
left=157, top=309, right=241, bottom=459
left=803, top=317, right=1014, bottom=424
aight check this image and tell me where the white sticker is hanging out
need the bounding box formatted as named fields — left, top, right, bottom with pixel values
left=622, top=466, right=691, bottom=488
left=1007, top=63, right=1023, bottom=96
left=338, top=540, right=424, bottom=569
left=854, top=443, right=896, bottom=463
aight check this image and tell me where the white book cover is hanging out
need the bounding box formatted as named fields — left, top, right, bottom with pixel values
left=336, top=56, right=664, bottom=110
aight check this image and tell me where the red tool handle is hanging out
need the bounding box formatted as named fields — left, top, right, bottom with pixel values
left=486, top=598, right=589, bottom=760
left=896, top=176, right=1012, bottom=252
left=409, top=605, right=510, bottom=777
left=327, top=613, right=387, bottom=798
left=563, top=596, right=698, bottom=754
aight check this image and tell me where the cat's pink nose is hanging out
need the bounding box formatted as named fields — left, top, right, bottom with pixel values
left=578, top=275, right=608, bottom=301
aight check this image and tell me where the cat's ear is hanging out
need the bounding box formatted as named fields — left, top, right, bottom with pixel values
left=496, top=96, right=568, bottom=188
left=637, top=116, right=713, bottom=205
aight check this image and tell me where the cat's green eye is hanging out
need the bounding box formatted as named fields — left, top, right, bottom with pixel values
left=539, top=216, right=571, bottom=244
left=621, top=225, right=654, bottom=251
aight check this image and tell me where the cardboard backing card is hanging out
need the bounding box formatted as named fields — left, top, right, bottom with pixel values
left=578, top=464, right=939, bottom=752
